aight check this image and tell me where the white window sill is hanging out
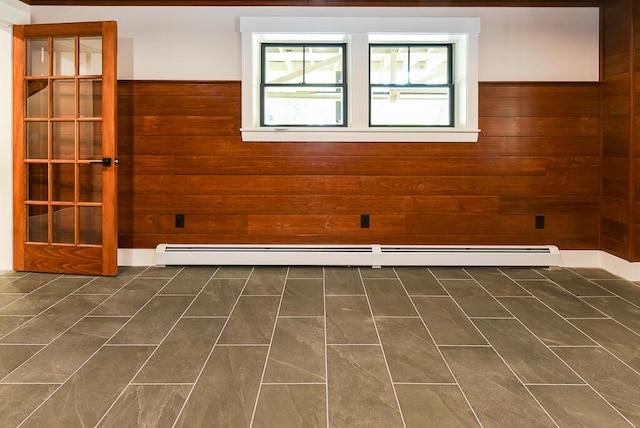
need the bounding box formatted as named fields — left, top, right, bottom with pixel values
left=241, top=128, right=480, bottom=143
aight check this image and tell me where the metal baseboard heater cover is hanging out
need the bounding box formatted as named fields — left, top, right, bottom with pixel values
left=154, top=244, right=561, bottom=268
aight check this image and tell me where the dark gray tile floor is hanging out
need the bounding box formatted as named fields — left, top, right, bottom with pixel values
left=0, top=265, right=639, bottom=427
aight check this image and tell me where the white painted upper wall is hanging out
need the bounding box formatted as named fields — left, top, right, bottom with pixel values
left=30, top=6, right=599, bottom=82
left=0, top=0, right=29, bottom=25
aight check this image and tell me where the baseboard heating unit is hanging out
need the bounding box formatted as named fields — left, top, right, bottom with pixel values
left=154, top=244, right=561, bottom=268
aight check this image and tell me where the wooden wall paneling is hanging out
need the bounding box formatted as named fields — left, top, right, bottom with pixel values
left=117, top=80, right=601, bottom=250
left=601, top=0, right=634, bottom=260
left=634, top=0, right=640, bottom=260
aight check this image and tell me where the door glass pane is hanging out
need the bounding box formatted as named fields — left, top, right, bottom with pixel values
left=52, top=121, right=75, bottom=160
left=53, top=206, right=74, bottom=244
left=79, top=79, right=102, bottom=118
left=79, top=37, right=102, bottom=75
left=51, top=163, right=75, bottom=202
left=79, top=206, right=101, bottom=245
left=26, top=81, right=48, bottom=118
left=27, top=205, right=48, bottom=243
left=27, top=164, right=48, bottom=201
left=79, top=121, right=102, bottom=160
left=26, top=38, right=49, bottom=77
left=53, top=37, right=75, bottom=76
left=78, top=164, right=102, bottom=203
left=26, top=122, right=48, bottom=159
left=52, top=80, right=75, bottom=118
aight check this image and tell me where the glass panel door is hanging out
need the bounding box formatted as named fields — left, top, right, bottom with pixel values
left=13, top=22, right=118, bottom=276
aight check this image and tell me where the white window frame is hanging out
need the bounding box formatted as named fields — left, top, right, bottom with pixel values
left=240, top=16, right=480, bottom=143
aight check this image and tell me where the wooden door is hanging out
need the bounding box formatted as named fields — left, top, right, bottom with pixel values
left=13, top=22, right=118, bottom=276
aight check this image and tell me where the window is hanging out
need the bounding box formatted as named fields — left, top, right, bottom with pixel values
left=369, top=44, right=453, bottom=127
left=261, top=43, right=347, bottom=127
left=240, top=16, right=480, bottom=142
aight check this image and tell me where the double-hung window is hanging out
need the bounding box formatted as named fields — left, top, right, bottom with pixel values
left=240, top=16, right=480, bottom=142
left=261, top=43, right=347, bottom=127
left=369, top=44, right=453, bottom=127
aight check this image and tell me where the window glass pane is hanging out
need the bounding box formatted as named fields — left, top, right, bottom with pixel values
left=409, top=46, right=449, bottom=84
left=79, top=206, right=101, bottom=245
left=26, top=81, right=48, bottom=118
left=52, top=121, right=75, bottom=160
left=79, top=79, right=102, bottom=118
left=52, top=79, right=75, bottom=118
left=370, top=46, right=408, bottom=85
left=53, top=37, right=75, bottom=76
left=264, top=46, right=303, bottom=84
left=79, top=37, right=102, bottom=76
left=26, top=39, right=49, bottom=77
left=304, top=46, right=343, bottom=84
left=370, top=87, right=451, bottom=126
left=263, top=86, right=344, bottom=126
left=27, top=205, right=48, bottom=243
left=53, top=206, right=74, bottom=244
left=26, top=122, right=48, bottom=159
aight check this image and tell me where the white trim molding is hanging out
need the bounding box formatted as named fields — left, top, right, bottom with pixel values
left=559, top=250, right=640, bottom=281
left=240, top=16, right=480, bottom=143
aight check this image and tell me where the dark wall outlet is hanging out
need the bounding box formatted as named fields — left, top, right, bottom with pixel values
left=175, top=214, right=185, bottom=228
left=360, top=214, right=370, bottom=229
left=535, top=214, right=545, bottom=229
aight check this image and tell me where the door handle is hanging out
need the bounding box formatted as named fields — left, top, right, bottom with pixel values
left=89, top=158, right=118, bottom=167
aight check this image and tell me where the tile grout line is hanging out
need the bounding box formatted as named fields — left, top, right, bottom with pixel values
left=323, top=267, right=330, bottom=428
left=464, top=269, right=636, bottom=427
left=0, top=272, right=148, bottom=385
left=522, top=362, right=635, bottom=428
left=0, top=279, right=96, bottom=343
left=440, top=269, right=560, bottom=427
left=398, top=267, right=483, bottom=428
left=0, top=274, right=66, bottom=317
left=580, top=294, right=640, bottom=312
left=85, top=266, right=199, bottom=427
left=113, top=267, right=239, bottom=359
left=12, top=267, right=153, bottom=427
left=538, top=268, right=624, bottom=300
left=171, top=267, right=256, bottom=428
left=509, top=277, right=615, bottom=333
left=248, top=267, right=290, bottom=428
left=533, top=270, right=623, bottom=319
left=508, top=270, right=640, bottom=382
left=359, top=268, right=407, bottom=428
left=561, top=319, right=640, bottom=377
left=584, top=279, right=640, bottom=309
left=570, top=301, right=640, bottom=338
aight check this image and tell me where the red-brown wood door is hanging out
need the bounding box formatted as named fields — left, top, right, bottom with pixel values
left=13, top=22, right=118, bottom=276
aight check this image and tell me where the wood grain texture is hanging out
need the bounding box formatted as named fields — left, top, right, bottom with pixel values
left=117, top=81, right=601, bottom=250
left=22, top=244, right=103, bottom=275
left=601, top=0, right=634, bottom=260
